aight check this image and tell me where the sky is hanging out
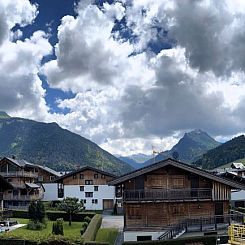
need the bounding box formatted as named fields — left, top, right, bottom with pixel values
left=1, top=0, right=245, bottom=156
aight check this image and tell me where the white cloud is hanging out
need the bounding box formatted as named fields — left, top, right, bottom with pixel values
left=0, top=0, right=52, bottom=120
left=3, top=0, right=245, bottom=156
left=40, top=0, right=245, bottom=155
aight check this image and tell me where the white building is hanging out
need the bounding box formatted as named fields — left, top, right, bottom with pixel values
left=43, top=166, right=116, bottom=211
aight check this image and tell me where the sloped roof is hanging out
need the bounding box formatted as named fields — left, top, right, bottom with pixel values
left=2, top=157, right=60, bottom=176
left=36, top=164, right=62, bottom=177
left=54, top=166, right=117, bottom=182
left=25, top=183, right=40, bottom=188
left=3, top=157, right=35, bottom=168
left=108, top=158, right=245, bottom=190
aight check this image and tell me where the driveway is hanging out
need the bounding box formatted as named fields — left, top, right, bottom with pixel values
left=101, top=215, right=124, bottom=231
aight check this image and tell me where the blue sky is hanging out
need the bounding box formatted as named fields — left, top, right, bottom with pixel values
left=1, top=0, right=245, bottom=155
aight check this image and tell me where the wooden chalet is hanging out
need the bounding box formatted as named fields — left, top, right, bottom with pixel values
left=109, top=158, right=245, bottom=241
left=0, top=175, right=13, bottom=210
left=0, top=157, right=45, bottom=209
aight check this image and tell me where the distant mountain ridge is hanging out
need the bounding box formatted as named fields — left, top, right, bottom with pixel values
left=194, top=135, right=245, bottom=169
left=144, top=129, right=221, bottom=166
left=0, top=113, right=133, bottom=175
left=118, top=153, right=151, bottom=169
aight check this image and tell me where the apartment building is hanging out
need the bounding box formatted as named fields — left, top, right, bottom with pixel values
left=43, top=166, right=116, bottom=210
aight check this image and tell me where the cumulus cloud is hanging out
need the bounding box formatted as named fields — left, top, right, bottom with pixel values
left=0, top=0, right=52, bottom=120
left=39, top=0, right=245, bottom=155
left=42, top=3, right=134, bottom=92
left=3, top=0, right=245, bottom=155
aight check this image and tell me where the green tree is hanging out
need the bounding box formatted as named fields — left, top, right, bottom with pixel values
left=36, top=201, right=46, bottom=223
left=28, top=201, right=37, bottom=221
left=57, top=197, right=84, bottom=226
left=28, top=201, right=46, bottom=224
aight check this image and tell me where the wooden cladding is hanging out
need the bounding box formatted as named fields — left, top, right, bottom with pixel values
left=62, top=169, right=114, bottom=185
left=212, top=181, right=231, bottom=201
left=125, top=201, right=226, bottom=228
left=142, top=166, right=212, bottom=190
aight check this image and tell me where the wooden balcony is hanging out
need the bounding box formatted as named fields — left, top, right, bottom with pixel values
left=0, top=171, right=38, bottom=178
left=124, top=188, right=212, bottom=202
left=3, top=193, right=44, bottom=201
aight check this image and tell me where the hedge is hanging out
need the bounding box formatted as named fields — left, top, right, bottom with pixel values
left=82, top=214, right=102, bottom=242
left=85, top=242, right=109, bottom=245
left=123, top=236, right=217, bottom=245
left=11, top=210, right=95, bottom=222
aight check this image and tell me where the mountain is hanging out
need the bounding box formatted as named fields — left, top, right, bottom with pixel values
left=194, top=135, right=245, bottom=170
left=118, top=154, right=151, bottom=169
left=0, top=111, right=10, bottom=119
left=144, top=129, right=221, bottom=166
left=0, top=114, right=133, bottom=175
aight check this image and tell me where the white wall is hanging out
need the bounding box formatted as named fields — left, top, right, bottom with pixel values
left=42, top=183, right=59, bottom=201
left=64, top=185, right=115, bottom=210
left=124, top=231, right=164, bottom=241
left=42, top=183, right=115, bottom=210
left=231, top=190, right=245, bottom=201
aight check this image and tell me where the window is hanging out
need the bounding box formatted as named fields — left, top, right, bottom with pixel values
left=73, top=174, right=77, bottom=179
left=83, top=199, right=86, bottom=204
left=94, top=174, right=98, bottom=179
left=85, top=192, right=93, bottom=198
left=80, top=174, right=84, bottom=179
left=101, top=174, right=106, bottom=179
left=38, top=176, right=44, bottom=182
left=94, top=186, right=98, bottom=191
left=50, top=176, right=55, bottom=181
left=80, top=186, right=84, bottom=191
left=92, top=199, right=98, bottom=204
left=85, top=180, right=93, bottom=185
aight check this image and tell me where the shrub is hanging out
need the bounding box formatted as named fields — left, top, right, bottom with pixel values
left=27, top=220, right=46, bottom=230
left=12, top=209, right=95, bottom=221
left=84, top=216, right=92, bottom=224
left=85, top=242, right=109, bottom=245
left=52, top=219, right=64, bottom=235
left=80, top=222, right=89, bottom=235
left=82, top=214, right=102, bottom=242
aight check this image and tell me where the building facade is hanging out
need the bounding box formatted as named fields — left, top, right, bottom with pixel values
left=44, top=166, right=116, bottom=210
left=0, top=157, right=60, bottom=209
left=109, top=158, right=245, bottom=242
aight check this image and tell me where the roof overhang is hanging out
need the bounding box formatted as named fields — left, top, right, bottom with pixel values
left=54, top=166, right=117, bottom=183
left=108, top=158, right=245, bottom=190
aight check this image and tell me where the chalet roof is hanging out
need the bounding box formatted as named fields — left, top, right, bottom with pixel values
left=25, top=183, right=40, bottom=189
left=108, top=158, right=245, bottom=190
left=3, top=157, right=35, bottom=168
left=54, top=166, right=117, bottom=183
left=217, top=172, right=245, bottom=186
left=36, top=165, right=62, bottom=177
left=2, top=157, right=61, bottom=177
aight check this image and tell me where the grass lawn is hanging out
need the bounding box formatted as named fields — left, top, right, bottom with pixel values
left=0, top=218, right=83, bottom=243
left=95, top=228, right=118, bottom=245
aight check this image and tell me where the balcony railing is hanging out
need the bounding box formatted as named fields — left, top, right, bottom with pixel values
left=124, top=188, right=212, bottom=201
left=125, top=213, right=244, bottom=232
left=0, top=171, right=38, bottom=178
left=3, top=193, right=44, bottom=201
